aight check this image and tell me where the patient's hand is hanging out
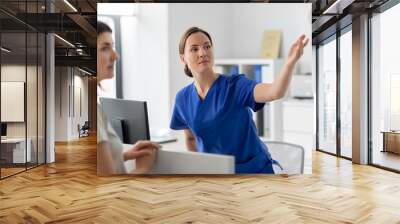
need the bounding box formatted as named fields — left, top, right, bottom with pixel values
left=133, top=148, right=157, bottom=174
left=123, top=140, right=160, bottom=174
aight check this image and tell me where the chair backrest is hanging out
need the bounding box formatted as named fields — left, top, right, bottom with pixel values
left=263, top=141, right=305, bottom=175
left=83, top=121, right=90, bottom=128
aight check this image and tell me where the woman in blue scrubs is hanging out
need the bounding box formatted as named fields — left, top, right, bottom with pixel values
left=170, top=27, right=309, bottom=174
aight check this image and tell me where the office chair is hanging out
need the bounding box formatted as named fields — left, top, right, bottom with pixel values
left=78, top=121, right=90, bottom=138
left=263, top=141, right=305, bottom=175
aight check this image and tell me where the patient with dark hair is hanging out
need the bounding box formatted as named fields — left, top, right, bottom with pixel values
left=97, top=21, right=160, bottom=175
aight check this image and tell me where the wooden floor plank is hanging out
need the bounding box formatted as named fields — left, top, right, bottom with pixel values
left=0, top=135, right=399, bottom=223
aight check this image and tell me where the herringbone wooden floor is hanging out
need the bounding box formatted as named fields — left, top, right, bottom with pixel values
left=1, top=135, right=400, bottom=223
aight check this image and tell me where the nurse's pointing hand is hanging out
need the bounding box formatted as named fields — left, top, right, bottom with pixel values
left=287, top=34, right=309, bottom=65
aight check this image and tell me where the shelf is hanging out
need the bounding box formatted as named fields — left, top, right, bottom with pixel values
left=213, top=58, right=284, bottom=140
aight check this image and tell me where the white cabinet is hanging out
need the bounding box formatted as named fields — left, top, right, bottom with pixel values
left=214, top=58, right=284, bottom=139
left=13, top=139, right=32, bottom=163
left=282, top=100, right=315, bottom=152
left=1, top=138, right=32, bottom=163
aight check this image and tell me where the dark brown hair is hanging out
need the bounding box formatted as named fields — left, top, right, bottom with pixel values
left=179, top=27, right=213, bottom=77
left=97, top=21, right=112, bottom=36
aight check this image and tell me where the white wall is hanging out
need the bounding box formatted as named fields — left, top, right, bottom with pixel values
left=167, top=3, right=311, bottom=117
left=119, top=3, right=312, bottom=131
left=55, top=67, right=89, bottom=141
left=72, top=74, right=89, bottom=137
left=55, top=67, right=69, bottom=141
left=121, top=4, right=170, bottom=131
left=231, top=4, right=312, bottom=73
left=1, top=65, right=36, bottom=137
left=81, top=76, right=89, bottom=124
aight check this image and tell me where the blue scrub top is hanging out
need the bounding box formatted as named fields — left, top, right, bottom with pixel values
left=170, top=74, right=275, bottom=174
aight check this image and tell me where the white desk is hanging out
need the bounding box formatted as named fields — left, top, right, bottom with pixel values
left=165, top=131, right=307, bottom=174
left=122, top=133, right=235, bottom=174
left=1, top=138, right=31, bottom=163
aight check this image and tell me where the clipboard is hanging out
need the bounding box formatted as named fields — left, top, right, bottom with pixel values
left=260, top=30, right=282, bottom=59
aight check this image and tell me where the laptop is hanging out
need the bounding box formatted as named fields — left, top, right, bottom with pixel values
left=101, top=97, right=178, bottom=144
left=100, top=98, right=150, bottom=144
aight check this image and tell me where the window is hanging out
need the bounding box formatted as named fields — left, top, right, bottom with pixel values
left=339, top=29, right=352, bottom=158
left=0, top=1, right=46, bottom=179
left=370, top=2, right=400, bottom=171
left=317, top=36, right=337, bottom=155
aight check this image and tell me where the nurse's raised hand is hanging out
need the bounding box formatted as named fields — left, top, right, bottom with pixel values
left=287, top=34, right=309, bottom=66
left=254, top=35, right=309, bottom=103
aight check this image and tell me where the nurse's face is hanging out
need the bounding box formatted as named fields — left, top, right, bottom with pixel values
left=97, top=32, right=120, bottom=83
left=181, top=32, right=214, bottom=76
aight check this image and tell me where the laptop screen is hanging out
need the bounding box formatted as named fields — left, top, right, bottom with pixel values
left=100, top=98, right=150, bottom=144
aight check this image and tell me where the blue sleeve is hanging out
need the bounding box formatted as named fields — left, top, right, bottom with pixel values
left=170, top=92, right=188, bottom=130
left=233, top=74, right=265, bottom=112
